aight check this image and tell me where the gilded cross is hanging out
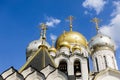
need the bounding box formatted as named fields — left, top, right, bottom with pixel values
left=40, top=23, right=47, bottom=39
left=40, top=23, right=47, bottom=30
left=91, top=17, right=100, bottom=32
left=67, top=16, right=74, bottom=31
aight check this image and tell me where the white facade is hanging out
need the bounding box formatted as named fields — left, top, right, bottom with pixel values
left=92, top=50, right=118, bottom=72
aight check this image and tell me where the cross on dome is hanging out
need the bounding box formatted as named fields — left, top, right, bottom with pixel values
left=91, top=17, right=101, bottom=33
left=40, top=23, right=47, bottom=30
left=40, top=23, right=48, bottom=40
left=66, top=16, right=74, bottom=31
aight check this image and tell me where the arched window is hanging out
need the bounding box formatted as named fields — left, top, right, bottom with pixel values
left=74, top=60, right=81, bottom=77
left=104, top=56, right=107, bottom=68
left=58, top=60, right=67, bottom=74
left=95, top=57, right=99, bottom=71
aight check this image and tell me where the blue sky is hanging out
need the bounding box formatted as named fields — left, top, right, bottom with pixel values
left=0, top=0, right=120, bottom=73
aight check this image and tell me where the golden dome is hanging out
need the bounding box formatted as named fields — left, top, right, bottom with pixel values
left=56, top=31, right=87, bottom=49
left=48, top=47, right=57, bottom=53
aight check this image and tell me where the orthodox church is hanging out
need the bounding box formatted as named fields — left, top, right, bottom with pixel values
left=0, top=16, right=120, bottom=80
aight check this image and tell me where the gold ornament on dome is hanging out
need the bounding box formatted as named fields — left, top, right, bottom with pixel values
left=59, top=41, right=71, bottom=49
left=72, top=45, right=81, bottom=52
left=48, top=38, right=57, bottom=53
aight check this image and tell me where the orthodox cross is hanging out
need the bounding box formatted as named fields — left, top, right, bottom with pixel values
left=67, top=16, right=74, bottom=31
left=91, top=17, right=100, bottom=33
left=40, top=23, right=47, bottom=40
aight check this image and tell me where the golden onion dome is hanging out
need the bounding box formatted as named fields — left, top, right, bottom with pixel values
left=59, top=41, right=70, bottom=49
left=55, top=31, right=87, bottom=49
left=72, top=45, right=81, bottom=52
left=48, top=47, right=57, bottom=53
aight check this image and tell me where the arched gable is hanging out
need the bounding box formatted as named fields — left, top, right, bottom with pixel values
left=21, top=66, right=35, bottom=78
left=93, top=68, right=120, bottom=80
left=46, top=69, right=68, bottom=80
left=5, top=72, right=24, bottom=80
left=25, top=71, right=45, bottom=80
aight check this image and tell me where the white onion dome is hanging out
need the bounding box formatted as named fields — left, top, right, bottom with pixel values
left=89, top=33, right=115, bottom=53
left=26, top=38, right=50, bottom=58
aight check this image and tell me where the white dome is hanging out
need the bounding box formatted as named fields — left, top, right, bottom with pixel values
left=26, top=38, right=50, bottom=56
left=89, top=33, right=115, bottom=51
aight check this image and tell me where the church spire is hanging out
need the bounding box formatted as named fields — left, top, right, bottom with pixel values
left=91, top=17, right=100, bottom=33
left=67, top=16, right=74, bottom=31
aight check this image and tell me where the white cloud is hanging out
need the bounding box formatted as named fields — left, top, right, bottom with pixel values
left=45, top=17, right=61, bottom=27
left=50, top=33, right=57, bottom=40
left=84, top=10, right=92, bottom=15
left=99, top=1, right=120, bottom=49
left=82, top=0, right=107, bottom=14
left=111, top=1, right=120, bottom=16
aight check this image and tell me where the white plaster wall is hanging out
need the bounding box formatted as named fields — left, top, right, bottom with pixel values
left=50, top=52, right=56, bottom=57
left=46, top=70, right=68, bottom=80
left=25, top=71, right=45, bottom=80
left=73, top=49, right=81, bottom=54
left=21, top=67, right=35, bottom=78
left=96, top=72, right=120, bottom=80
left=81, top=60, right=88, bottom=80
left=1, top=68, right=15, bottom=79
left=70, top=55, right=88, bottom=80
left=5, top=72, right=24, bottom=80
left=59, top=47, right=70, bottom=55
left=92, top=50, right=118, bottom=72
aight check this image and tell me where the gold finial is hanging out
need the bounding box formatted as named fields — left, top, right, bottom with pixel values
left=91, top=17, right=100, bottom=33
left=40, top=23, right=47, bottom=39
left=67, top=16, right=74, bottom=31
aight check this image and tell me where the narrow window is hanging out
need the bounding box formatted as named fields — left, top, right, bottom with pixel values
left=104, top=56, right=107, bottom=68
left=58, top=60, right=67, bottom=74
left=95, top=57, right=99, bottom=71
left=74, top=60, right=81, bottom=77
